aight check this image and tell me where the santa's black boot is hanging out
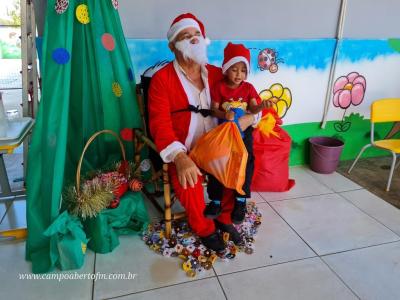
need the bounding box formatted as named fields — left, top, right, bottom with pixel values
left=200, top=231, right=225, bottom=252
left=214, top=220, right=243, bottom=245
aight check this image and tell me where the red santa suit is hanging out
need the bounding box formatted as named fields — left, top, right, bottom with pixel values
left=148, top=60, right=236, bottom=237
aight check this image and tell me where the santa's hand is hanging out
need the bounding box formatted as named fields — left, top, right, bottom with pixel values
left=174, top=152, right=202, bottom=189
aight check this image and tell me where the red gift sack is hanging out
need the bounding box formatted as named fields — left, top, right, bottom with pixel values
left=251, top=109, right=295, bottom=192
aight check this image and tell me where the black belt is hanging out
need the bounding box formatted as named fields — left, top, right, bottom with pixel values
left=172, top=104, right=212, bottom=117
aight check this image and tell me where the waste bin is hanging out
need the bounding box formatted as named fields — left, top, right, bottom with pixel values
left=309, top=137, right=344, bottom=174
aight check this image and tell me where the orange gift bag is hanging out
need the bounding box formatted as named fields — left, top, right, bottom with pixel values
left=190, top=122, right=248, bottom=195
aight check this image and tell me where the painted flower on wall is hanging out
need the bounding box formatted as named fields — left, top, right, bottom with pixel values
left=332, top=72, right=366, bottom=132
left=259, top=83, right=292, bottom=118
left=333, top=72, right=366, bottom=109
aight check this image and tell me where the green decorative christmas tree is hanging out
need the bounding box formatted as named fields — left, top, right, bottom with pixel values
left=26, top=0, right=148, bottom=273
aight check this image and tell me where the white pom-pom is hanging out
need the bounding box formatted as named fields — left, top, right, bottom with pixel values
left=205, top=37, right=211, bottom=45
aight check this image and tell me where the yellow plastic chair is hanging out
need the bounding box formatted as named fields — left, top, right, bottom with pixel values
left=348, top=98, right=400, bottom=191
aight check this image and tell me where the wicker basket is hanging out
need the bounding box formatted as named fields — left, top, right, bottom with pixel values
left=67, top=130, right=130, bottom=219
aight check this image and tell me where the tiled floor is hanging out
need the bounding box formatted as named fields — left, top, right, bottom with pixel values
left=1, top=166, right=400, bottom=300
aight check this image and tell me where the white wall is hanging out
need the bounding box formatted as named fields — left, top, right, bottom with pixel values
left=343, top=0, right=400, bottom=38
left=34, top=0, right=400, bottom=39
left=119, top=0, right=341, bottom=39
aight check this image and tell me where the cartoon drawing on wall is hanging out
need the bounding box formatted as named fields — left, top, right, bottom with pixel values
left=259, top=83, right=292, bottom=118
left=255, top=48, right=283, bottom=73
left=332, top=72, right=366, bottom=132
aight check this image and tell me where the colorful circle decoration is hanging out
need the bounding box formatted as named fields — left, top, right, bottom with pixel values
left=111, top=0, right=119, bottom=9
left=120, top=128, right=134, bottom=141
left=55, top=0, right=69, bottom=14
left=52, top=48, right=70, bottom=64
left=101, top=33, right=115, bottom=51
left=76, top=4, right=90, bottom=24
left=112, top=82, right=123, bottom=97
left=127, top=68, right=134, bottom=81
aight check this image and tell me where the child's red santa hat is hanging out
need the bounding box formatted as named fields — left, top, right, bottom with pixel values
left=167, top=13, right=209, bottom=44
left=222, top=42, right=250, bottom=75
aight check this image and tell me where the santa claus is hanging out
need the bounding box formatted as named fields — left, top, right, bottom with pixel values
left=148, top=13, right=257, bottom=251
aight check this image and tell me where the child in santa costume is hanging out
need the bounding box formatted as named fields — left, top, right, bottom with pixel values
left=204, top=42, right=269, bottom=224
left=148, top=13, right=260, bottom=250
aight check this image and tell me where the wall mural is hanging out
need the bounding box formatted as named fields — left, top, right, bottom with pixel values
left=34, top=37, right=400, bottom=165
left=128, top=39, right=337, bottom=127
left=108, top=39, right=400, bottom=164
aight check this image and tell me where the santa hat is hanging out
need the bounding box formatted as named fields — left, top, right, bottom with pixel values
left=222, top=42, right=250, bottom=75
left=167, top=13, right=208, bottom=43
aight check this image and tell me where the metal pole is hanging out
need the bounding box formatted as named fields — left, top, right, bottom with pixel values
left=30, top=1, right=39, bottom=117
left=21, top=0, right=39, bottom=185
left=21, top=0, right=29, bottom=118
left=321, top=0, right=348, bottom=128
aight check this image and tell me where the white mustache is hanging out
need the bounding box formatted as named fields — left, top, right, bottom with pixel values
left=175, top=37, right=208, bottom=65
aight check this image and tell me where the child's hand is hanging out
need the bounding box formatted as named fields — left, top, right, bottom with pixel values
left=225, top=110, right=235, bottom=121
left=261, top=100, right=273, bottom=109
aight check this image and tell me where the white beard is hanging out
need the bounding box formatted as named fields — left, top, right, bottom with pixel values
left=175, top=36, right=208, bottom=65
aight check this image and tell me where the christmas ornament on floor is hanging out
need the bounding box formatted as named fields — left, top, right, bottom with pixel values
left=129, top=178, right=144, bottom=192
left=142, top=202, right=262, bottom=277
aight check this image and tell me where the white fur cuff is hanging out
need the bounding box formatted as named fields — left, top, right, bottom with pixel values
left=160, top=141, right=187, bottom=163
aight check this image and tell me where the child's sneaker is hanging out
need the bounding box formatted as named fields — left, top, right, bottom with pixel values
left=231, top=199, right=246, bottom=224
left=204, top=200, right=222, bottom=219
